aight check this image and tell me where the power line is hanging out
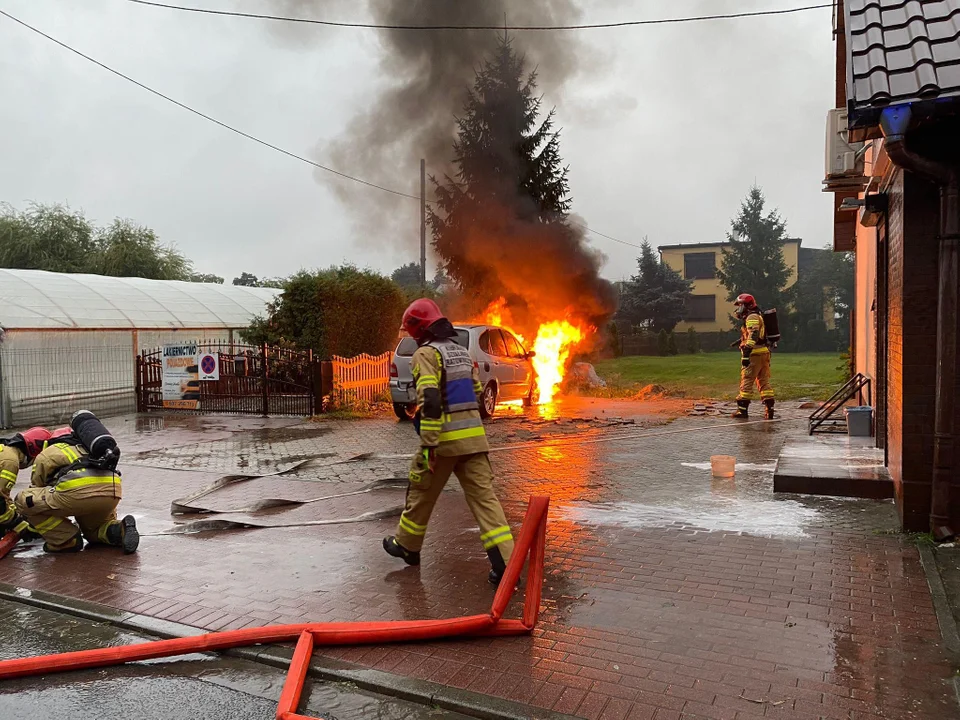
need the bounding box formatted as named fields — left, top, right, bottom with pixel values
left=0, top=9, right=420, bottom=201
left=0, top=8, right=644, bottom=252
left=125, top=0, right=834, bottom=31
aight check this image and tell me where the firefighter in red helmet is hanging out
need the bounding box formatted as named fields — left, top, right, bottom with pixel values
left=0, top=427, right=51, bottom=535
left=383, top=298, right=514, bottom=585
left=733, top=293, right=775, bottom=420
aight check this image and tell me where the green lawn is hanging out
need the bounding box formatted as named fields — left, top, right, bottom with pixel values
left=592, top=352, right=845, bottom=401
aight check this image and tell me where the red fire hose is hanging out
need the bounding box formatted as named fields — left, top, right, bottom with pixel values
left=0, top=495, right=551, bottom=720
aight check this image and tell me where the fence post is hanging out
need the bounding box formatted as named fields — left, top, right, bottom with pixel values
left=135, top=354, right=142, bottom=412
left=260, top=342, right=269, bottom=417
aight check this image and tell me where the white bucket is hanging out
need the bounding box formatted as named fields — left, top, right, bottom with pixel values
left=710, top=455, right=736, bottom=478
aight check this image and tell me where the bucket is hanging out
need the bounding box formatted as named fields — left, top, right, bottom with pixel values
left=710, top=455, right=736, bottom=478
left=844, top=406, right=873, bottom=437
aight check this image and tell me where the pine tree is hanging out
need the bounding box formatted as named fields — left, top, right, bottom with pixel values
left=657, top=329, right=669, bottom=357
left=686, top=327, right=700, bottom=354
left=667, top=332, right=678, bottom=356
left=716, top=186, right=792, bottom=317
left=428, top=35, right=573, bottom=302
left=616, top=239, right=693, bottom=332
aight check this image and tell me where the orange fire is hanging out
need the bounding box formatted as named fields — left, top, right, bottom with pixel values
left=469, top=298, right=587, bottom=405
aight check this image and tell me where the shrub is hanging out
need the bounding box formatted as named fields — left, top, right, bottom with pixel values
left=657, top=329, right=669, bottom=357
left=667, top=331, right=678, bottom=356
left=686, top=327, right=700, bottom=354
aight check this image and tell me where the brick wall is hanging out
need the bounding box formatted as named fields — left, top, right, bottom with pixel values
left=886, top=170, right=941, bottom=531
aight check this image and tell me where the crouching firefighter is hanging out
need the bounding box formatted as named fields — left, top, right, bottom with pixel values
left=383, top=299, right=514, bottom=585
left=732, top=293, right=775, bottom=420
left=14, top=411, right=139, bottom=554
left=0, top=427, right=52, bottom=539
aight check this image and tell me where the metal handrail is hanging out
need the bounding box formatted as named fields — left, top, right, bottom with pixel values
left=810, top=373, right=872, bottom=434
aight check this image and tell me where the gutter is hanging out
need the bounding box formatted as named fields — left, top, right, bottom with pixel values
left=880, top=105, right=960, bottom=541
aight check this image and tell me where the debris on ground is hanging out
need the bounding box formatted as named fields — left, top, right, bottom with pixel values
left=569, top=362, right=607, bottom=388
left=631, top=384, right=667, bottom=400
left=687, top=401, right=738, bottom=416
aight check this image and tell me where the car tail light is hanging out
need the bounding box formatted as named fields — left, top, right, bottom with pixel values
left=390, top=362, right=398, bottom=378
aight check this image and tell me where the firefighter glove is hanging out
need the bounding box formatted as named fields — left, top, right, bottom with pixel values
left=741, top=357, right=751, bottom=369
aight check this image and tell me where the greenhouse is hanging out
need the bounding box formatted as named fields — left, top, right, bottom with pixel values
left=0, top=269, right=280, bottom=427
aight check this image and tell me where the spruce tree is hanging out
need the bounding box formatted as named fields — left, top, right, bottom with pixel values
left=716, top=186, right=792, bottom=316
left=616, top=239, right=693, bottom=332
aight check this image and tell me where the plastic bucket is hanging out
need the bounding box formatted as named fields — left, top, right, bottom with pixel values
left=844, top=406, right=873, bottom=437
left=710, top=455, right=736, bottom=478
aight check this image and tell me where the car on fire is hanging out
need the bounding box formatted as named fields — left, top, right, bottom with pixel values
left=390, top=324, right=536, bottom=421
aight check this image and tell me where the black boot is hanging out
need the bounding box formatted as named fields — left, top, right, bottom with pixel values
left=764, top=399, right=775, bottom=420
left=104, top=515, right=140, bottom=554
left=14, top=521, right=41, bottom=542
left=383, top=536, right=420, bottom=566
left=0, top=497, right=19, bottom=533
left=731, top=400, right=750, bottom=419
left=487, top=548, right=507, bottom=586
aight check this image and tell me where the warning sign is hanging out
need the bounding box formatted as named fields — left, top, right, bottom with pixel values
left=162, top=343, right=200, bottom=409
left=199, top=353, right=220, bottom=381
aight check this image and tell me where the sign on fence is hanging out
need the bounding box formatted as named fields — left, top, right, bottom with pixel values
left=331, top=352, right=391, bottom=405
left=199, top=352, right=220, bottom=381
left=162, top=343, right=200, bottom=409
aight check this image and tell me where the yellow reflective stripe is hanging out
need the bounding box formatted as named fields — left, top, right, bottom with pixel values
left=745, top=319, right=760, bottom=327
left=419, top=420, right=442, bottom=428
left=482, top=529, right=514, bottom=549
left=0, top=470, right=17, bottom=482
left=0, top=505, right=15, bottom=523
left=55, top=476, right=120, bottom=491
left=55, top=444, right=81, bottom=463
left=438, top=426, right=486, bottom=443
left=480, top=525, right=511, bottom=541
left=399, top=515, right=427, bottom=536
left=35, top=516, right=64, bottom=532
left=760, top=391, right=775, bottom=398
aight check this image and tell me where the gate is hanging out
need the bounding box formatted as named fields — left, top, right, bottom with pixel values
left=136, top=342, right=321, bottom=416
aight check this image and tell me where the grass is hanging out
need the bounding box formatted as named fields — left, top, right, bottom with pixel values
left=591, top=352, right=845, bottom=401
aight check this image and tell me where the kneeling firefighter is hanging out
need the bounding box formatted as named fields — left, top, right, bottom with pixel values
left=732, top=293, right=776, bottom=420
left=15, top=411, right=139, bottom=554
left=383, top=298, right=514, bottom=585
left=0, top=427, right=52, bottom=537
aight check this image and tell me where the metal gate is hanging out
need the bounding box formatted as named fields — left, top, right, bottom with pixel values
left=136, top=342, right=322, bottom=416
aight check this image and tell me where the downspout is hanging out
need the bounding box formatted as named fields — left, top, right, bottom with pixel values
left=880, top=105, right=960, bottom=540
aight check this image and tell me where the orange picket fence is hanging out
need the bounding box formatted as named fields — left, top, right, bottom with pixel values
left=331, top=352, right=392, bottom=405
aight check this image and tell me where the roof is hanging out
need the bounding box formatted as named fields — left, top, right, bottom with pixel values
left=845, top=0, right=960, bottom=133
left=0, top=269, right=281, bottom=330
left=658, top=238, right=802, bottom=252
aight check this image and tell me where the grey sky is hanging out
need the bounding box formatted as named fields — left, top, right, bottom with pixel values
left=0, top=0, right=835, bottom=284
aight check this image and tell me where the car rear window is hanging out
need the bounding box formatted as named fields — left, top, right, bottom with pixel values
left=454, top=329, right=470, bottom=349
left=396, top=337, right=419, bottom=357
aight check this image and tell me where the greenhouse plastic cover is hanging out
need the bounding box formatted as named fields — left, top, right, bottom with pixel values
left=0, top=269, right=282, bottom=330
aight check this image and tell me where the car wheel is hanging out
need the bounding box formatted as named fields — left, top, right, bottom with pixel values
left=393, top=402, right=417, bottom=421
left=479, top=382, right=498, bottom=419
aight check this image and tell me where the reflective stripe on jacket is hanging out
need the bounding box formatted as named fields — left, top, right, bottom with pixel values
left=741, top=312, right=770, bottom=357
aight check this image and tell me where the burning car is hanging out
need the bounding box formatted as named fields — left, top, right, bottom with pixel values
left=389, top=324, right=535, bottom=420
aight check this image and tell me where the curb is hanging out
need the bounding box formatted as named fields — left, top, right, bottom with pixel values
left=0, top=582, right=574, bottom=720
left=917, top=544, right=960, bottom=656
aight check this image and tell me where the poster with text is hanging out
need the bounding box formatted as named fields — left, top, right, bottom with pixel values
left=162, top=343, right=200, bottom=409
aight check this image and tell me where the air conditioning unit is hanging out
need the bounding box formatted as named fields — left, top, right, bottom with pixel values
left=825, top=108, right=864, bottom=179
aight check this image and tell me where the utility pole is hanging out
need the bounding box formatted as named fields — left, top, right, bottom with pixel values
left=420, top=158, right=427, bottom=289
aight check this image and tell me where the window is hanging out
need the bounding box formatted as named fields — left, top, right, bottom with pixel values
left=454, top=329, right=470, bottom=349
left=396, top=337, right=418, bottom=357
left=685, top=295, right=716, bottom=322
left=488, top=329, right=508, bottom=357
left=503, top=331, right=525, bottom=358
left=684, top=252, right=716, bottom=280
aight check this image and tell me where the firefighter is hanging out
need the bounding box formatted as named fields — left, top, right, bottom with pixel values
left=14, top=425, right=138, bottom=554
left=0, top=427, right=51, bottom=536
left=732, top=293, right=775, bottom=420
left=383, top=298, right=514, bottom=585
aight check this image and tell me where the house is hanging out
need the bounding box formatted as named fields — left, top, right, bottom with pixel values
left=658, top=239, right=810, bottom=332
left=826, top=0, right=960, bottom=534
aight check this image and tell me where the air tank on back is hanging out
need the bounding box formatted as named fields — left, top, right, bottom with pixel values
left=70, top=410, right=120, bottom=469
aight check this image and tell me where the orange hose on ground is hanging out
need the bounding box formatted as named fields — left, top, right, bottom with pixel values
left=490, top=496, right=549, bottom=621
left=276, top=631, right=314, bottom=719
left=0, top=532, right=18, bottom=560
left=522, top=509, right=547, bottom=629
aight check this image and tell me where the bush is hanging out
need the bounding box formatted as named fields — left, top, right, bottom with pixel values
left=667, top=331, right=678, bottom=356
left=686, top=327, right=700, bottom=354
left=657, top=329, right=669, bottom=356
left=242, top=265, right=407, bottom=358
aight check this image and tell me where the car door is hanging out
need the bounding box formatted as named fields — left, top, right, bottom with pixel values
left=484, top=329, right=514, bottom=397
left=502, top=330, right=532, bottom=398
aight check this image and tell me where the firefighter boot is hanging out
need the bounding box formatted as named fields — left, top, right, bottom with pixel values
left=0, top=496, right=20, bottom=533
left=44, top=531, right=83, bottom=554
left=731, top=400, right=750, bottom=419
left=764, top=399, right=775, bottom=420
left=14, top=521, right=41, bottom=542
left=383, top=536, right=421, bottom=566
left=488, top=547, right=507, bottom=586
left=105, top=515, right=140, bottom=554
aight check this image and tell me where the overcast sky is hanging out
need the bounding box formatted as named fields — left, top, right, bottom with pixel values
left=0, top=0, right=836, bottom=284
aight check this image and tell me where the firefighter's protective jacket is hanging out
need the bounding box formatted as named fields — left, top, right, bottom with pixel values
left=411, top=340, right=489, bottom=457
left=0, top=445, right=24, bottom=500
left=740, top=311, right=770, bottom=359
left=31, top=442, right=121, bottom=499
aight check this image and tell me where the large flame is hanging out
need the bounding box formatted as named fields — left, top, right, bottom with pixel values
left=467, top=297, right=587, bottom=405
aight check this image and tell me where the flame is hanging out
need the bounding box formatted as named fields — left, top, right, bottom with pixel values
left=531, top=320, right=584, bottom=404
left=467, top=297, right=587, bottom=406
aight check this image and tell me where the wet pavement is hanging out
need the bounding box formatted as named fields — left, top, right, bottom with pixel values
left=0, top=405, right=957, bottom=719
left=0, top=597, right=470, bottom=720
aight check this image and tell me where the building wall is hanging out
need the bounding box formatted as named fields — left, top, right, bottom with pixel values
left=0, top=328, right=237, bottom=428
left=853, top=211, right=877, bottom=381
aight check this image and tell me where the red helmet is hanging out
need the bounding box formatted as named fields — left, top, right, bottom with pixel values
left=734, top=293, right=757, bottom=318
left=18, top=427, right=52, bottom=460
left=50, top=426, right=73, bottom=441
left=401, top=298, right=445, bottom=342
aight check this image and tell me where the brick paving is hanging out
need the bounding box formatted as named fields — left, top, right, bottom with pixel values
left=0, top=409, right=957, bottom=719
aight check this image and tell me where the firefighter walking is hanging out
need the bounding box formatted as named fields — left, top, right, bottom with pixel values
left=732, top=293, right=776, bottom=420
left=14, top=413, right=138, bottom=554
left=383, top=298, right=514, bottom=585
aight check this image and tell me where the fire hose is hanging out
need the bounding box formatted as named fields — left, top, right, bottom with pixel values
left=0, top=496, right=550, bottom=720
